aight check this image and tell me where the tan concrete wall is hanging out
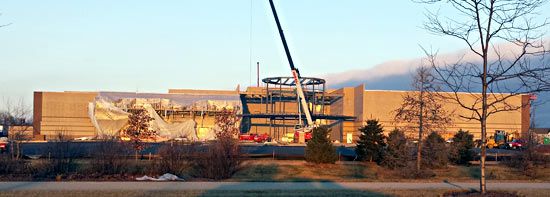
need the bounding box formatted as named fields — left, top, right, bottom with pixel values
left=8, top=126, right=34, bottom=139
left=34, top=91, right=98, bottom=139
left=32, top=87, right=529, bottom=143
left=360, top=90, right=528, bottom=141
left=329, top=86, right=358, bottom=142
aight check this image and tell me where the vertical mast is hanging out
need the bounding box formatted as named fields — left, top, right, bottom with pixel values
left=268, top=0, right=313, bottom=126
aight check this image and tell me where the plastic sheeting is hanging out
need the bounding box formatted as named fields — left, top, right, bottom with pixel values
left=136, top=173, right=184, bottom=181
left=142, top=104, right=198, bottom=140
left=96, top=92, right=241, bottom=111
left=89, top=98, right=130, bottom=138
left=88, top=91, right=242, bottom=140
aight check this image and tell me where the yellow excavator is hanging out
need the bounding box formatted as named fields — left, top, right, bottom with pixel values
left=487, top=130, right=507, bottom=149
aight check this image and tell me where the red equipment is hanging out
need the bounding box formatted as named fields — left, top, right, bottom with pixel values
left=239, top=133, right=270, bottom=143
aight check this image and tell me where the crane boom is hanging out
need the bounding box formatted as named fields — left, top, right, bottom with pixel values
left=268, top=0, right=314, bottom=127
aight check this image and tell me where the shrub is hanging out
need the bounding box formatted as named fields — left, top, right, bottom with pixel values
left=151, top=142, right=197, bottom=176
left=0, top=154, right=26, bottom=175
left=192, top=139, right=242, bottom=180
left=305, top=126, right=337, bottom=164
left=504, top=141, right=550, bottom=178
left=44, top=132, right=83, bottom=175
left=421, top=132, right=448, bottom=169
left=355, top=119, right=385, bottom=162
left=192, top=108, right=242, bottom=180
left=382, top=129, right=410, bottom=169
left=88, top=139, right=132, bottom=176
left=449, top=129, right=475, bottom=165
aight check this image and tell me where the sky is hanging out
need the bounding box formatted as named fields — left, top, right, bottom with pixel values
left=1, top=0, right=549, bottom=125
left=0, top=1, right=466, bottom=98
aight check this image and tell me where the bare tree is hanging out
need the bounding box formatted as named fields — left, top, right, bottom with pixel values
left=417, top=0, right=550, bottom=193
left=1, top=98, right=32, bottom=160
left=212, top=108, right=241, bottom=139
left=193, top=108, right=242, bottom=180
left=393, top=66, right=453, bottom=172
left=121, top=109, right=156, bottom=158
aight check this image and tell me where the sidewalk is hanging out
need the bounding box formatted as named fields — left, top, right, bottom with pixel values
left=1, top=181, right=549, bottom=191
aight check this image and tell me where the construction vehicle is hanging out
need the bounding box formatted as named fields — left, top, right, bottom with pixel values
left=487, top=130, right=507, bottom=149
left=239, top=133, right=270, bottom=143
left=268, top=0, right=317, bottom=142
left=0, top=137, right=8, bottom=154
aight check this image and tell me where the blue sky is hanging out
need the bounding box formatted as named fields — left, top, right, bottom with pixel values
left=0, top=0, right=549, bottom=107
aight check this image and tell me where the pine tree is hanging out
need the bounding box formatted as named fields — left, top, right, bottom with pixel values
left=355, top=119, right=385, bottom=162
left=382, top=129, right=410, bottom=169
left=449, top=129, right=475, bottom=165
left=305, top=126, right=337, bottom=164
left=421, top=132, right=448, bottom=169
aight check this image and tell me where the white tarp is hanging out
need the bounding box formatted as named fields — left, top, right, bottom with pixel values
left=88, top=91, right=242, bottom=140
left=143, top=104, right=198, bottom=140
left=136, top=173, right=184, bottom=181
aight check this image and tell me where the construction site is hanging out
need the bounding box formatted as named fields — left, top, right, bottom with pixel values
left=10, top=0, right=529, bottom=145
left=5, top=2, right=550, bottom=196
left=26, top=1, right=532, bottom=144
left=30, top=82, right=531, bottom=144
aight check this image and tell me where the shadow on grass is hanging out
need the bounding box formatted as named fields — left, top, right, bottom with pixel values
left=196, top=181, right=391, bottom=197
left=192, top=162, right=390, bottom=196
left=466, top=166, right=496, bottom=180
left=232, top=161, right=380, bottom=182
left=342, top=162, right=378, bottom=180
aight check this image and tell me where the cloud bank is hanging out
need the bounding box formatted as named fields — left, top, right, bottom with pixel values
left=318, top=40, right=550, bottom=128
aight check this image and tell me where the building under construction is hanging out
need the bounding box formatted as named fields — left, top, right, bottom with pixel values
left=32, top=77, right=531, bottom=142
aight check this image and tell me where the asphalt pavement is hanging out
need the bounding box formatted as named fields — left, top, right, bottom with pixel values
left=0, top=181, right=548, bottom=191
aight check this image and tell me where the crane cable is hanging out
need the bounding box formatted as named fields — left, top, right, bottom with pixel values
left=249, top=0, right=253, bottom=88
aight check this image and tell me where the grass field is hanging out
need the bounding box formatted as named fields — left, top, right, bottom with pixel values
left=3, top=159, right=550, bottom=182
left=230, top=160, right=550, bottom=182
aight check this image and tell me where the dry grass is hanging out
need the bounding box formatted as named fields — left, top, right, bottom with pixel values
left=231, top=160, right=379, bottom=182
left=3, top=159, right=550, bottom=182
left=231, top=160, right=550, bottom=182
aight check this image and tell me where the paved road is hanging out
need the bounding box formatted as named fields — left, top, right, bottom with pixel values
left=0, top=182, right=548, bottom=191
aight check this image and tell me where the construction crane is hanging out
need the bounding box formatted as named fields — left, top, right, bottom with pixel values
left=268, top=0, right=316, bottom=141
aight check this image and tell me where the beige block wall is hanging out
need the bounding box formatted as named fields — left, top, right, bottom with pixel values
left=34, top=91, right=98, bottom=139
left=361, top=90, right=529, bottom=140
left=329, top=86, right=358, bottom=141
left=32, top=87, right=529, bottom=143
left=8, top=126, right=34, bottom=139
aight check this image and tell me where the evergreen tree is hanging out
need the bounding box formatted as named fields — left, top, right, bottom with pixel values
left=355, top=119, right=385, bottom=162
left=382, top=129, right=410, bottom=169
left=421, top=132, right=448, bottom=169
left=449, top=129, right=475, bottom=165
left=305, top=126, right=337, bottom=164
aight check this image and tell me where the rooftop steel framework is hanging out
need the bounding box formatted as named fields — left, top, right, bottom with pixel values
left=240, top=76, right=355, bottom=142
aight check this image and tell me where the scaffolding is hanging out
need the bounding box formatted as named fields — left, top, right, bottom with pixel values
left=240, top=77, right=355, bottom=142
